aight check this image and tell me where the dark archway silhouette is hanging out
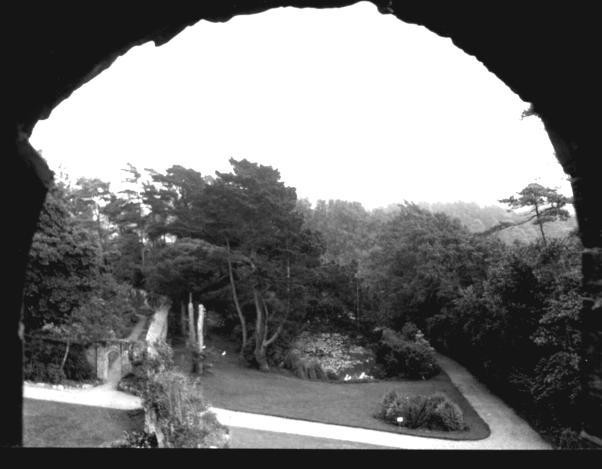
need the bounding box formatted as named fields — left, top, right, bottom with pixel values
left=8, top=1, right=601, bottom=446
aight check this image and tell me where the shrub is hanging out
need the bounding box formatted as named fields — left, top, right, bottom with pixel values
left=143, top=369, right=230, bottom=448
left=377, top=390, right=466, bottom=431
left=400, top=322, right=419, bottom=341
left=375, top=330, right=439, bottom=379
left=23, top=337, right=94, bottom=383
left=530, top=351, right=581, bottom=422
left=132, top=341, right=230, bottom=448
left=285, top=351, right=329, bottom=381
left=107, top=431, right=158, bottom=448
left=63, top=343, right=95, bottom=381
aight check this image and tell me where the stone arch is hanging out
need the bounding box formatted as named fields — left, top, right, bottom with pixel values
left=107, top=347, right=120, bottom=369
left=8, top=1, right=600, bottom=446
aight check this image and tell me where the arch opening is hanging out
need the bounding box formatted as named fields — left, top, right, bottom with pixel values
left=9, top=0, right=602, bottom=447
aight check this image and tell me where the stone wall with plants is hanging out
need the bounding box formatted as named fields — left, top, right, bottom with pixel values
left=117, top=340, right=230, bottom=448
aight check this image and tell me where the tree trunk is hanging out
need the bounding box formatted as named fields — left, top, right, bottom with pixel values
left=187, top=293, right=196, bottom=346
left=197, top=303, right=205, bottom=353
left=356, top=275, right=360, bottom=330
left=60, top=340, right=70, bottom=372
left=534, top=204, right=548, bottom=245
left=253, top=288, right=269, bottom=371
left=226, top=240, right=247, bottom=354
left=180, top=300, right=187, bottom=338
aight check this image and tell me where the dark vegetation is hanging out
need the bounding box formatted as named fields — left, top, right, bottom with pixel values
left=25, top=156, right=585, bottom=447
left=115, top=341, right=230, bottom=448
left=376, top=390, right=466, bottom=431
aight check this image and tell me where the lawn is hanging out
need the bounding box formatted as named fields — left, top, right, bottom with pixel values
left=173, top=334, right=490, bottom=441
left=23, top=398, right=144, bottom=447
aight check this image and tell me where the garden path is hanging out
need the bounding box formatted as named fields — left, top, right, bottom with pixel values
left=22, top=349, right=552, bottom=449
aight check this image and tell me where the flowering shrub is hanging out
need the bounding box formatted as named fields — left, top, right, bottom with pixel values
left=286, top=332, right=377, bottom=381
left=376, top=390, right=466, bottom=431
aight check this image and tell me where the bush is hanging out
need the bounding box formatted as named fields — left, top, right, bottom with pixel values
left=377, top=390, right=466, bottom=431
left=23, top=337, right=94, bottom=383
left=143, top=369, right=230, bottom=448
left=530, top=351, right=581, bottom=422
left=63, top=343, right=95, bottom=381
left=131, top=341, right=230, bottom=448
left=107, top=431, right=158, bottom=448
left=375, top=329, right=439, bottom=379
left=400, top=322, right=419, bottom=341
left=285, top=351, right=329, bottom=380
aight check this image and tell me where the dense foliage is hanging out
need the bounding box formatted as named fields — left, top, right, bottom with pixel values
left=120, top=341, right=230, bottom=448
left=27, top=160, right=586, bottom=448
left=376, top=390, right=466, bottom=431
left=374, top=327, right=440, bottom=380
left=23, top=176, right=153, bottom=382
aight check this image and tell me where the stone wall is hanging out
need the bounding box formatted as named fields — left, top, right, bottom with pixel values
left=84, top=340, right=136, bottom=382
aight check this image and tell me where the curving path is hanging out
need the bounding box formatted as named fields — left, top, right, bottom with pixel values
left=23, top=349, right=551, bottom=449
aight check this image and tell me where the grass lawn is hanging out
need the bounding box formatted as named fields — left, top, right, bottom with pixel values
left=23, top=398, right=144, bottom=447
left=173, top=334, right=490, bottom=441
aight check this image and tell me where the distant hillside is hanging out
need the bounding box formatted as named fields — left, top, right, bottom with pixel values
left=418, top=201, right=577, bottom=244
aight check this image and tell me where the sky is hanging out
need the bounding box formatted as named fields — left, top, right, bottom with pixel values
left=30, top=1, right=572, bottom=210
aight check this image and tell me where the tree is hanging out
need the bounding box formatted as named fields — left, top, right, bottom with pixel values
left=198, top=158, right=323, bottom=369
left=23, top=180, right=101, bottom=331
left=103, top=163, right=149, bottom=287
left=66, top=177, right=113, bottom=255
left=498, top=183, right=572, bottom=245
left=364, top=203, right=497, bottom=330
left=142, top=165, right=209, bottom=241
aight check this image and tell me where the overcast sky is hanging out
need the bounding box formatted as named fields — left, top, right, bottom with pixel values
left=30, top=2, right=572, bottom=210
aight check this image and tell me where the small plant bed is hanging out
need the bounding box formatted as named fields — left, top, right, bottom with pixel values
left=376, top=390, right=467, bottom=432
left=171, top=334, right=490, bottom=441
left=23, top=398, right=144, bottom=447
left=286, top=331, right=379, bottom=382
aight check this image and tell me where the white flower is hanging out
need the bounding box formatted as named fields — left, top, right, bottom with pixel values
left=222, top=351, right=226, bottom=356
left=396, top=417, right=404, bottom=424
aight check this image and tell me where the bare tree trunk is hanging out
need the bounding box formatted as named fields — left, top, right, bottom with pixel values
left=534, top=204, right=548, bottom=245
left=226, top=240, right=247, bottom=354
left=263, top=256, right=292, bottom=348
left=60, top=340, right=70, bottom=372
left=355, top=274, right=360, bottom=329
left=197, top=303, right=205, bottom=354
left=195, top=303, right=205, bottom=375
left=180, top=300, right=187, bottom=338
left=253, top=288, right=269, bottom=371
left=187, top=293, right=196, bottom=346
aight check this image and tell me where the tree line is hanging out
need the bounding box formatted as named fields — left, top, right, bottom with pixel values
left=24, top=158, right=585, bottom=447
